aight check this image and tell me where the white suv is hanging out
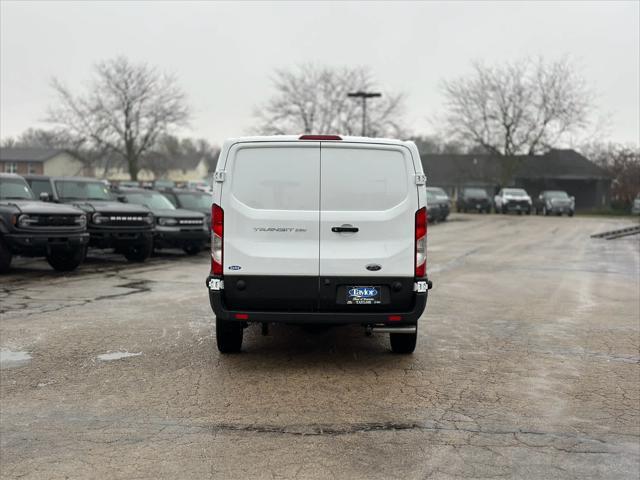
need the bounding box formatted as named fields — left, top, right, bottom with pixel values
left=206, top=135, right=431, bottom=353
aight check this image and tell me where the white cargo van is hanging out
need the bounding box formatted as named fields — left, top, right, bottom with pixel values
left=206, top=135, right=431, bottom=354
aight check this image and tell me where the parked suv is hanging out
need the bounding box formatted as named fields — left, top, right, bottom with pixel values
left=206, top=135, right=431, bottom=354
left=426, top=187, right=450, bottom=221
left=157, top=187, right=213, bottom=231
left=534, top=191, right=575, bottom=216
left=0, top=173, right=89, bottom=272
left=456, top=188, right=492, bottom=213
left=116, top=187, right=208, bottom=255
left=494, top=188, right=532, bottom=215
left=25, top=175, right=154, bottom=262
left=425, top=189, right=443, bottom=224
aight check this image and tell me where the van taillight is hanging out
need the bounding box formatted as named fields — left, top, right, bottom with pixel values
left=415, top=207, right=427, bottom=277
left=211, top=204, right=224, bottom=275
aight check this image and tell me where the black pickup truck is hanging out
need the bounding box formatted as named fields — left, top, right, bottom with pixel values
left=25, top=175, right=154, bottom=262
left=0, top=173, right=89, bottom=272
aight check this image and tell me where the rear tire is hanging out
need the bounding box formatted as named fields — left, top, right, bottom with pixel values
left=390, top=327, right=417, bottom=354
left=46, top=245, right=86, bottom=272
left=0, top=237, right=12, bottom=273
left=124, top=237, right=153, bottom=262
left=568, top=210, right=574, bottom=217
left=216, top=318, right=243, bottom=353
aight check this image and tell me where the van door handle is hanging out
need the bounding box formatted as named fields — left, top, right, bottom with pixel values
left=332, top=226, right=359, bottom=233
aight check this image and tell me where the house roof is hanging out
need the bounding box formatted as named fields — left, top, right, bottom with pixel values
left=517, top=149, right=610, bottom=179
left=0, top=147, right=68, bottom=163
left=422, top=149, right=609, bottom=186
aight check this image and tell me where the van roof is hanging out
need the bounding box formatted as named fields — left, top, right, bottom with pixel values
left=223, top=135, right=416, bottom=148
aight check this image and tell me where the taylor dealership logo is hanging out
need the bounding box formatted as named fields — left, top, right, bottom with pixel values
left=348, top=287, right=378, bottom=298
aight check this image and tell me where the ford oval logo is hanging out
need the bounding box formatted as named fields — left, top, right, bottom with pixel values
left=348, top=287, right=378, bottom=298
left=366, top=264, right=382, bottom=271
left=228, top=265, right=241, bottom=271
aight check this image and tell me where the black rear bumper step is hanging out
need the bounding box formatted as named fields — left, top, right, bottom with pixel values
left=205, top=275, right=429, bottom=325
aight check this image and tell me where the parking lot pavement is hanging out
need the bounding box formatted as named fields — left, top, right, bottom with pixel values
left=1, top=214, right=639, bottom=480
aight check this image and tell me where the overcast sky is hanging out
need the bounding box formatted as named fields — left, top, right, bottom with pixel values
left=1, top=1, right=638, bottom=147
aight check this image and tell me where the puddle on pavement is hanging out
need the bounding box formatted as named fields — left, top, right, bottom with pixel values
left=0, top=349, right=32, bottom=369
left=97, top=351, right=142, bottom=361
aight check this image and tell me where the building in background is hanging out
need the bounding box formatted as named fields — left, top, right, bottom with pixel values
left=0, top=148, right=90, bottom=177
left=422, top=149, right=611, bottom=210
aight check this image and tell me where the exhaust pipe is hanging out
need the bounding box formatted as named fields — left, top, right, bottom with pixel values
left=369, top=326, right=417, bottom=334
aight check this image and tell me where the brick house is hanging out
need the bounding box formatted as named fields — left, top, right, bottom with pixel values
left=0, top=148, right=90, bottom=177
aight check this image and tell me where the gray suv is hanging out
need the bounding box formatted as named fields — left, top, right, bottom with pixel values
left=115, top=187, right=208, bottom=255
left=0, top=173, right=89, bottom=272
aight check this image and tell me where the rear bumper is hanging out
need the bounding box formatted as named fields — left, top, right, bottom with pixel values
left=4, top=232, right=89, bottom=254
left=206, top=276, right=430, bottom=325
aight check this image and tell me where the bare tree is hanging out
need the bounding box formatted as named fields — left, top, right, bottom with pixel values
left=48, top=57, right=190, bottom=180
left=2, top=128, right=71, bottom=149
left=141, top=135, right=220, bottom=179
left=253, top=64, right=407, bottom=137
left=581, top=142, right=640, bottom=208
left=409, top=134, right=466, bottom=154
left=441, top=57, right=592, bottom=183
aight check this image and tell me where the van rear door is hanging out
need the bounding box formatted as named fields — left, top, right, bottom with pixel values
left=220, top=142, right=320, bottom=311
left=318, top=142, right=419, bottom=311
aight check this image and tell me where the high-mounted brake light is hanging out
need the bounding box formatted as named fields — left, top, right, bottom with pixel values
left=211, top=204, right=224, bottom=275
left=299, top=135, right=342, bottom=141
left=415, top=207, right=427, bottom=277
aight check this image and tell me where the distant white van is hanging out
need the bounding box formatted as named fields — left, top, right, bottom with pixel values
left=206, top=135, right=431, bottom=353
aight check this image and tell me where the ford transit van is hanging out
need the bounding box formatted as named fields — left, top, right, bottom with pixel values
left=206, top=135, right=431, bottom=353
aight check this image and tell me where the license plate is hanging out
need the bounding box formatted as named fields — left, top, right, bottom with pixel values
left=476, top=203, right=481, bottom=209
left=346, top=286, right=381, bottom=305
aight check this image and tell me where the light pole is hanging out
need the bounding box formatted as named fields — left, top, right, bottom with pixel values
left=347, top=91, right=381, bottom=137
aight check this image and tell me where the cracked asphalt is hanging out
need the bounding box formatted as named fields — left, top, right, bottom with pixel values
left=1, top=214, right=639, bottom=479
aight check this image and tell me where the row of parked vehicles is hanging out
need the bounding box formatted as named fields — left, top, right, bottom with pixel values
left=432, top=187, right=576, bottom=217
left=0, top=173, right=213, bottom=273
